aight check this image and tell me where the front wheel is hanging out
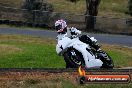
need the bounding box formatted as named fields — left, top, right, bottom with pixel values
left=63, top=48, right=85, bottom=68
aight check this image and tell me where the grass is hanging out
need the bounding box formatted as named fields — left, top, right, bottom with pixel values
left=48, top=0, right=86, bottom=14
left=47, top=0, right=131, bottom=18
left=99, top=0, right=130, bottom=17
left=0, top=34, right=132, bottom=68
left=0, top=34, right=132, bottom=88
left=0, top=0, right=131, bottom=18
left=0, top=0, right=22, bottom=8
left=24, top=80, right=132, bottom=88
left=0, top=34, right=65, bottom=68
left=102, top=44, right=132, bottom=67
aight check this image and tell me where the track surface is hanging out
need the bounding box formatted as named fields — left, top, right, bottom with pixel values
left=0, top=28, right=132, bottom=47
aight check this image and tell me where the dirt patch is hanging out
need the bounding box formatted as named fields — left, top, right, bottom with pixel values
left=0, top=71, right=78, bottom=88
left=0, top=70, right=131, bottom=88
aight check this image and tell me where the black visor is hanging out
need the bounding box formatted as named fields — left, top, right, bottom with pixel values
left=55, top=25, right=62, bottom=31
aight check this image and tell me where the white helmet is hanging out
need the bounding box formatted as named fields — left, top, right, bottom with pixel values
left=55, top=19, right=67, bottom=33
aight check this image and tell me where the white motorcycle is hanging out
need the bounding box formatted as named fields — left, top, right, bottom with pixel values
left=56, top=32, right=114, bottom=69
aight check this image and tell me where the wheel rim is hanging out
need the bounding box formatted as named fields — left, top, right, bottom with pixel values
left=71, top=57, right=82, bottom=65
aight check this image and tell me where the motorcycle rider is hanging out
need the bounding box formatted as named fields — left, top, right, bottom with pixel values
left=55, top=19, right=114, bottom=68
left=55, top=19, right=100, bottom=50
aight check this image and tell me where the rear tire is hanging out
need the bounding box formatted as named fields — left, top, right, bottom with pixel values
left=97, top=50, right=114, bottom=69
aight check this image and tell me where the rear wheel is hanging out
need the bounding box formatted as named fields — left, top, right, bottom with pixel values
left=97, top=50, right=114, bottom=69
left=63, top=48, right=85, bottom=68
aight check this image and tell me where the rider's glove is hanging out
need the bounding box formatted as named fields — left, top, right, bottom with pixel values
left=70, top=27, right=81, bottom=35
left=90, top=37, right=97, bottom=43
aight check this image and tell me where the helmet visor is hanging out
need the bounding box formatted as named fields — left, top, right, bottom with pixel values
left=55, top=25, right=62, bottom=31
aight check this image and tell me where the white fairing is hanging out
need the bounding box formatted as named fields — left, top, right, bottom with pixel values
left=56, top=29, right=103, bottom=68
left=56, top=34, right=72, bottom=54
left=71, top=38, right=103, bottom=68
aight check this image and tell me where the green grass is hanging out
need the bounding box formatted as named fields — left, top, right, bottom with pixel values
left=63, top=82, right=132, bottom=88
left=102, top=44, right=132, bottom=67
left=0, top=34, right=132, bottom=68
left=0, top=34, right=65, bottom=68
left=0, top=34, right=132, bottom=87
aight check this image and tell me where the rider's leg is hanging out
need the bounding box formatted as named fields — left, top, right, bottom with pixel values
left=79, top=35, right=100, bottom=50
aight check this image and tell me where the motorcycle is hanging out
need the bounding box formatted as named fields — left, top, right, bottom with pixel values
left=56, top=33, right=114, bottom=69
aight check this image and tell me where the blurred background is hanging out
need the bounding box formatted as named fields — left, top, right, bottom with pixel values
left=0, top=0, right=132, bottom=35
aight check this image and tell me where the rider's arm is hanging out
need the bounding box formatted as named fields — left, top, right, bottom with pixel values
left=67, top=27, right=81, bottom=38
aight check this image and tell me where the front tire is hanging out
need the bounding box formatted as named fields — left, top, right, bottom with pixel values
left=63, top=48, right=85, bottom=68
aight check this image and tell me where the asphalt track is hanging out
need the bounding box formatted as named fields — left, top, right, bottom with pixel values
left=0, top=28, right=132, bottom=47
